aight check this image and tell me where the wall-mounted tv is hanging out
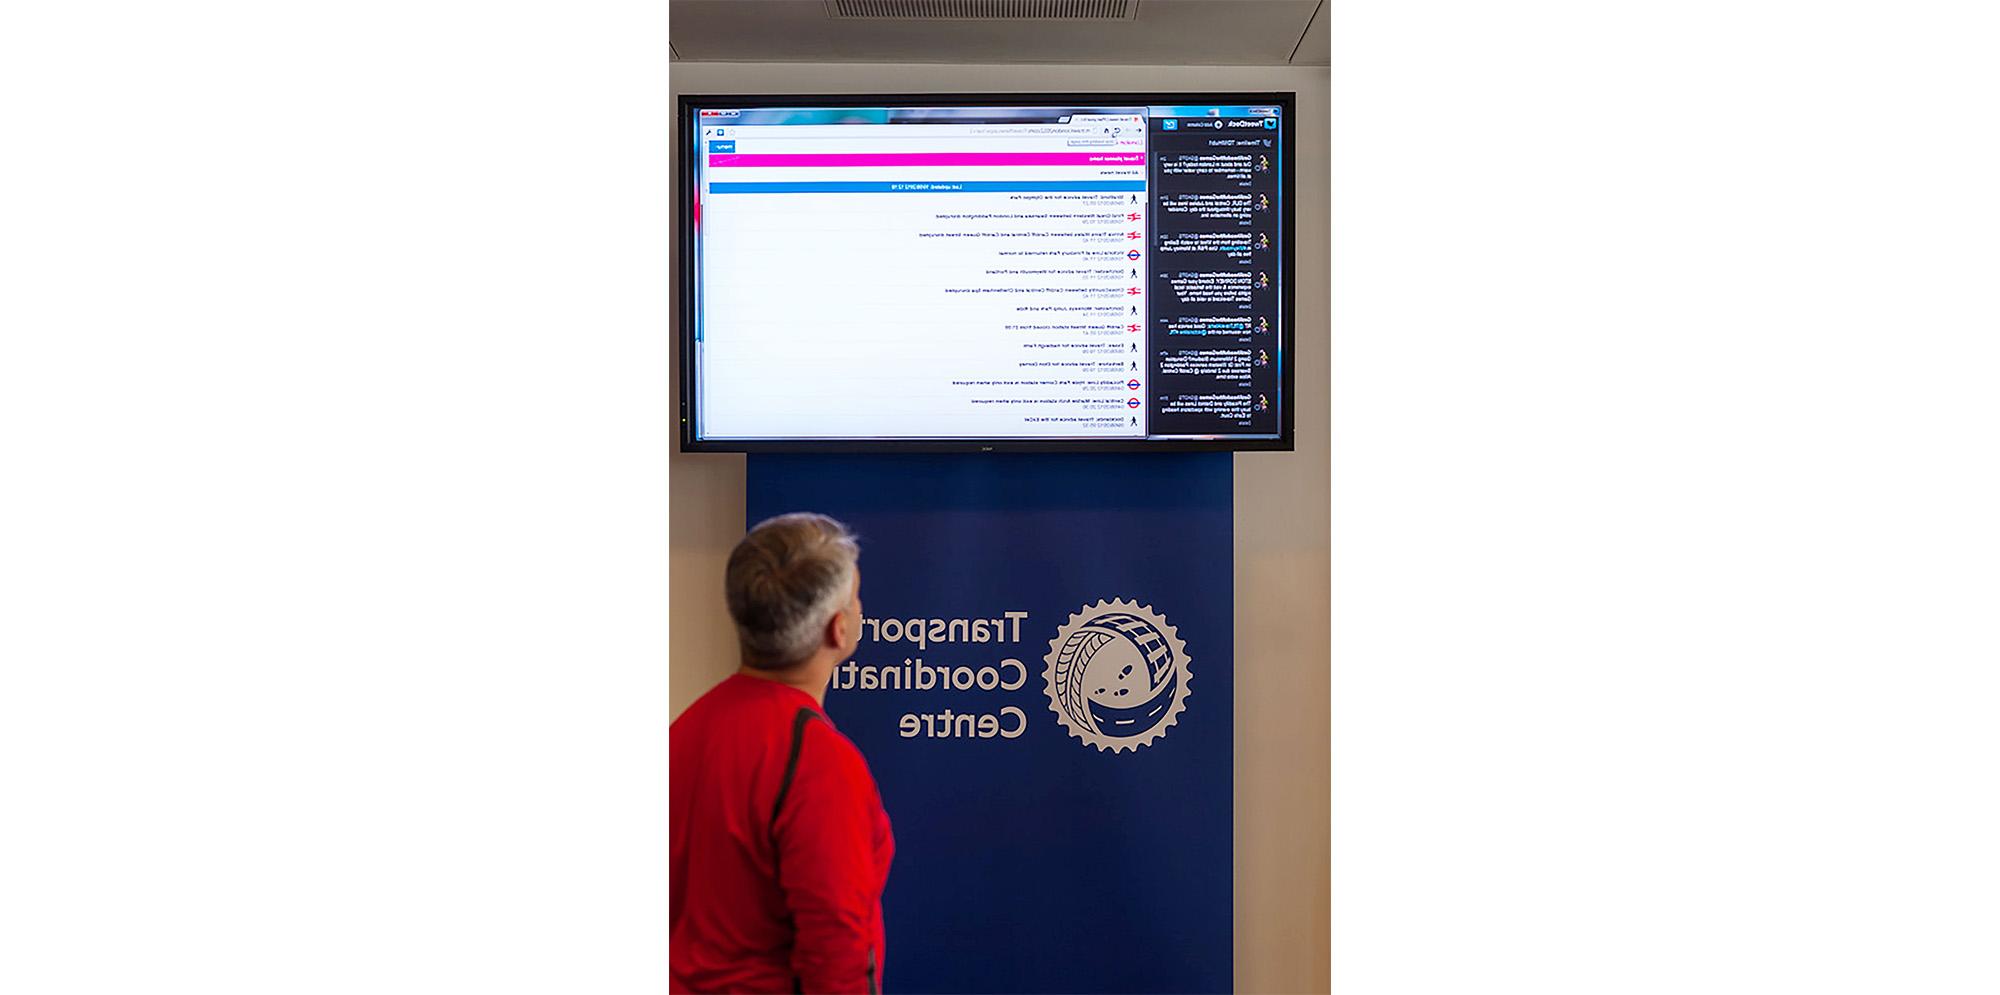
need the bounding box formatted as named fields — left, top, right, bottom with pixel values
left=678, top=92, right=1294, bottom=452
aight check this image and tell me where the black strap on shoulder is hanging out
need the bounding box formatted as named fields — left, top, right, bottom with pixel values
left=769, top=707, right=819, bottom=841
left=774, top=707, right=826, bottom=995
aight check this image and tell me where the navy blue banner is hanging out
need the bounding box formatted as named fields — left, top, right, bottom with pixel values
left=747, top=453, right=1233, bottom=994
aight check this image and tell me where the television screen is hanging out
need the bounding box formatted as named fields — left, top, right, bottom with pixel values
left=678, top=92, right=1293, bottom=452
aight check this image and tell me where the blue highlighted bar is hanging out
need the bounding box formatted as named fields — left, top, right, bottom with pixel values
left=707, top=180, right=1147, bottom=194
left=707, top=139, right=736, bottom=153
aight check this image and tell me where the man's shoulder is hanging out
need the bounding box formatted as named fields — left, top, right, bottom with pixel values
left=674, top=677, right=814, bottom=740
left=795, top=709, right=871, bottom=781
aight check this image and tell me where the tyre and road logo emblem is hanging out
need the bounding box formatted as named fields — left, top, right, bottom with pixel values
left=1043, top=599, right=1190, bottom=752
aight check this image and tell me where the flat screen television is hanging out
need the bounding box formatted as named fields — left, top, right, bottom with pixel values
left=678, top=92, right=1294, bottom=452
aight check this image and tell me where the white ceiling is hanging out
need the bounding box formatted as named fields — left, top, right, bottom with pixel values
left=669, top=0, right=1328, bottom=67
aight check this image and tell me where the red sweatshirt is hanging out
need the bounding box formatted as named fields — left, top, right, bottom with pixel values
left=671, top=674, right=894, bottom=994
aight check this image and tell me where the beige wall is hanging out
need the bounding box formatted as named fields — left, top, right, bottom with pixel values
left=670, top=63, right=1329, bottom=994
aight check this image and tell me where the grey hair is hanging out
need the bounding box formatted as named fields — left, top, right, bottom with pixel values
left=725, top=512, right=860, bottom=669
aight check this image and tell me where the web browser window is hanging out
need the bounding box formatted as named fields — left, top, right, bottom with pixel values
left=687, top=101, right=1286, bottom=446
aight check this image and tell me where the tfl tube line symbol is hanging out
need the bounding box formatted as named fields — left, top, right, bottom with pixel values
left=1044, top=599, right=1191, bottom=752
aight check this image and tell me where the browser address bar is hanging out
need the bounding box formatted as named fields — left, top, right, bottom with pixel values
left=966, top=125, right=1116, bottom=135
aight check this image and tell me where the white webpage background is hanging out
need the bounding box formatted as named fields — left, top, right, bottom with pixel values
left=697, top=120, right=1148, bottom=440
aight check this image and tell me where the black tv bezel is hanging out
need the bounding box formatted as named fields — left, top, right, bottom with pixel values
left=676, top=91, right=1296, bottom=454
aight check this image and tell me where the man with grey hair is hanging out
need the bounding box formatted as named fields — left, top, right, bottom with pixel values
left=671, top=513, right=894, bottom=995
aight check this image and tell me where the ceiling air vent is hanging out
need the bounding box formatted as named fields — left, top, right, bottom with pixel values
left=826, top=0, right=1138, bottom=20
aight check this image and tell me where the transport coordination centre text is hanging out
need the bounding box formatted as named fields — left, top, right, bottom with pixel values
left=835, top=611, right=1037, bottom=740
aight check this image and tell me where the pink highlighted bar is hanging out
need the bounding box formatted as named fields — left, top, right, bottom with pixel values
left=707, top=152, right=1146, bottom=168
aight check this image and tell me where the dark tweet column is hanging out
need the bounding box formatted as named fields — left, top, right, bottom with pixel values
left=1145, top=116, right=1282, bottom=436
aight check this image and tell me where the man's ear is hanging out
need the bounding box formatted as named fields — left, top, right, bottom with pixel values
left=825, top=608, right=848, bottom=650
